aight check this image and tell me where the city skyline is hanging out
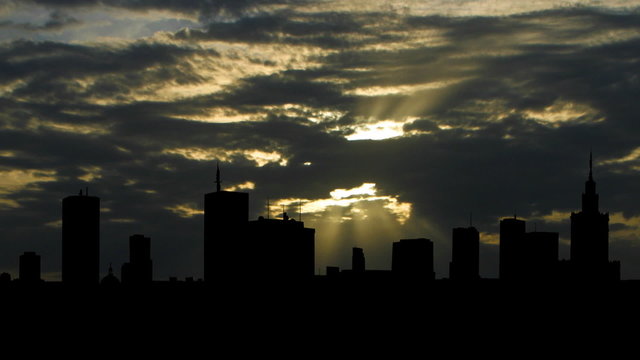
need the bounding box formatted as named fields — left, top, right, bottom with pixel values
left=1, top=1, right=640, bottom=281
left=0, top=154, right=624, bottom=283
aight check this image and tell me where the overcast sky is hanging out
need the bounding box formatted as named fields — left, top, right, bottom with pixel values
left=1, top=0, right=640, bottom=281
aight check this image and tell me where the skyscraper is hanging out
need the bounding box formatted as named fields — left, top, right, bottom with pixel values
left=570, top=153, right=618, bottom=280
left=392, top=238, right=435, bottom=280
left=352, top=247, right=365, bottom=273
left=62, top=189, right=100, bottom=285
left=499, top=217, right=526, bottom=280
left=19, top=251, right=41, bottom=284
left=449, top=227, right=479, bottom=280
left=204, top=164, right=249, bottom=282
left=121, top=234, right=152, bottom=285
left=246, top=213, right=315, bottom=280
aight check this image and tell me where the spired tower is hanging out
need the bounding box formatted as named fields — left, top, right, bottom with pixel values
left=570, top=152, right=619, bottom=281
left=204, top=163, right=249, bottom=283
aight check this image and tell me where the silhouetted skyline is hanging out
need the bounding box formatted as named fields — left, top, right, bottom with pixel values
left=0, top=153, right=630, bottom=286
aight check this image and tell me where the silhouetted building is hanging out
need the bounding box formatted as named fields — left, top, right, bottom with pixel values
left=450, top=227, right=479, bottom=280
left=204, top=164, right=249, bottom=282
left=326, top=266, right=340, bottom=277
left=101, top=265, right=120, bottom=287
left=499, top=217, right=526, bottom=280
left=62, top=189, right=100, bottom=286
left=352, top=247, right=365, bottom=273
left=246, top=213, right=315, bottom=280
left=121, top=234, right=152, bottom=285
left=0, top=273, right=10, bottom=283
left=392, top=238, right=435, bottom=280
left=522, top=231, right=559, bottom=280
left=570, top=153, right=618, bottom=281
left=19, top=251, right=41, bottom=284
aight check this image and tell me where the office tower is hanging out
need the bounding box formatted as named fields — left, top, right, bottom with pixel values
left=499, top=217, right=526, bottom=280
left=204, top=164, right=249, bottom=282
left=352, top=247, right=365, bottom=273
left=449, top=227, right=479, bottom=280
left=121, top=234, right=152, bottom=285
left=19, top=251, right=41, bottom=284
left=570, top=152, right=618, bottom=280
left=391, top=238, right=435, bottom=280
left=62, top=189, right=100, bottom=285
left=522, top=231, right=559, bottom=280
left=246, top=212, right=315, bottom=280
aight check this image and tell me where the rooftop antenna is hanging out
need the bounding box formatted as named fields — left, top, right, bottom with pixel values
left=79, top=189, right=83, bottom=196
left=282, top=204, right=286, bottom=220
left=589, top=149, right=593, bottom=181
left=215, top=161, right=221, bottom=192
left=514, top=210, right=517, bottom=219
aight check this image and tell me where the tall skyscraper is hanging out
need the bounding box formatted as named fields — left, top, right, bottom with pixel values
left=449, top=227, right=479, bottom=280
left=392, top=238, right=435, bottom=280
left=62, top=189, right=100, bottom=285
left=19, top=251, right=41, bottom=284
left=204, top=164, right=249, bottom=282
left=352, top=247, right=365, bottom=273
left=522, top=231, right=559, bottom=280
left=499, top=217, right=526, bottom=280
left=570, top=153, right=618, bottom=280
left=121, top=234, right=152, bottom=285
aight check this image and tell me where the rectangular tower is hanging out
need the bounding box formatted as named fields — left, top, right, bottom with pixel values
left=121, top=234, right=152, bottom=285
left=392, top=238, right=435, bottom=280
left=499, top=217, right=526, bottom=280
left=449, top=227, right=480, bottom=280
left=19, top=251, right=41, bottom=284
left=62, top=191, right=100, bottom=285
left=246, top=214, right=315, bottom=280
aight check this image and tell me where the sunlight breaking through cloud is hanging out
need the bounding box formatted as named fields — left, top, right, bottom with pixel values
left=163, top=147, right=289, bottom=167
left=272, top=182, right=412, bottom=224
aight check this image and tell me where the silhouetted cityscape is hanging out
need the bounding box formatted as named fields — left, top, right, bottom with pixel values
left=0, top=153, right=626, bottom=289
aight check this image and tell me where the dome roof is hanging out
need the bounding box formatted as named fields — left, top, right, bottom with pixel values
left=100, top=264, right=120, bottom=286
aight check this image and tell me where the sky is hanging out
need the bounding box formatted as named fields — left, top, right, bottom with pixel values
left=1, top=0, right=640, bottom=281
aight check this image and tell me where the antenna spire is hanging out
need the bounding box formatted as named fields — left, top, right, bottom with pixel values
left=216, top=161, right=221, bottom=192
left=589, top=150, right=593, bottom=181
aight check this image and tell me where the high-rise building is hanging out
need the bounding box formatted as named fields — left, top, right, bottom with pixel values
left=204, top=164, right=249, bottom=282
left=522, top=231, right=559, bottom=280
left=62, top=189, right=100, bottom=285
left=246, top=213, right=315, bottom=280
left=449, top=227, right=479, bottom=280
left=570, top=152, right=618, bottom=280
left=352, top=247, right=365, bottom=273
left=121, top=234, right=152, bottom=285
left=499, top=217, right=526, bottom=280
left=19, top=251, right=41, bottom=284
left=392, top=238, right=435, bottom=280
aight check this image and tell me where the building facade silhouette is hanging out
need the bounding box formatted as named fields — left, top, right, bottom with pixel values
left=570, top=153, right=620, bottom=281
left=449, top=227, right=479, bottom=280
left=499, top=217, right=526, bottom=280
left=62, top=190, right=100, bottom=285
left=392, top=238, right=435, bottom=280
left=19, top=251, right=41, bottom=284
left=246, top=213, right=315, bottom=280
left=203, top=165, right=249, bottom=282
left=352, top=247, right=365, bottom=273
left=121, top=234, right=152, bottom=285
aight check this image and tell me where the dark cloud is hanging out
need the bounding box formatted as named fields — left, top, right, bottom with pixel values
left=0, top=10, right=81, bottom=31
